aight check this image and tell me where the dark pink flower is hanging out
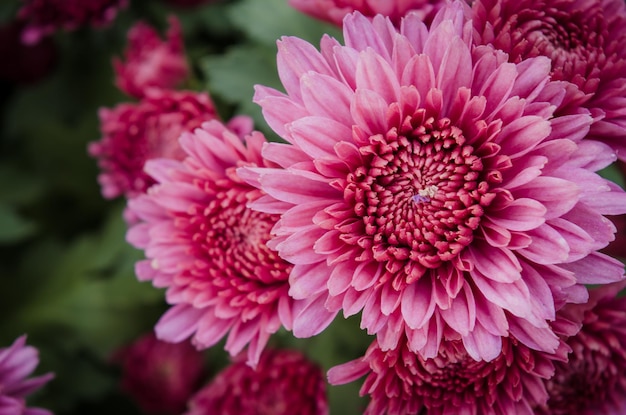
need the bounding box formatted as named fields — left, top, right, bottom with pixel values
left=88, top=89, right=219, bottom=199
left=113, top=332, right=206, bottom=415
left=18, top=0, right=128, bottom=45
left=126, top=121, right=298, bottom=366
left=113, top=16, right=189, bottom=99
left=289, top=0, right=446, bottom=26
left=536, top=281, right=626, bottom=415
left=0, top=336, right=54, bottom=415
left=185, top=349, right=328, bottom=415
left=472, top=0, right=626, bottom=160
left=241, top=3, right=626, bottom=362
left=329, top=325, right=573, bottom=415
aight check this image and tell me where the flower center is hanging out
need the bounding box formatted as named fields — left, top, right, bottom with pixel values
left=346, top=113, right=488, bottom=276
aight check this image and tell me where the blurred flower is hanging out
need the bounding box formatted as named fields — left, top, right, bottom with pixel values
left=0, top=335, right=54, bottom=415
left=329, top=326, right=574, bottom=415
left=17, top=0, right=128, bottom=45
left=113, top=332, right=206, bottom=415
left=89, top=89, right=219, bottom=199
left=472, top=0, right=626, bottom=160
left=536, top=281, right=626, bottom=414
left=185, top=349, right=327, bottom=415
left=288, top=0, right=445, bottom=26
left=113, top=16, right=189, bottom=99
left=126, top=121, right=297, bottom=366
left=242, top=3, right=626, bottom=361
left=0, top=20, right=57, bottom=85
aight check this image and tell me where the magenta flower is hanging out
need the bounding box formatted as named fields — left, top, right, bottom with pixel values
left=536, top=281, right=626, bottom=414
left=288, top=0, right=445, bottom=26
left=0, top=336, right=54, bottom=415
left=185, top=349, right=327, bottom=415
left=113, top=332, right=206, bottom=415
left=241, top=3, right=626, bottom=361
left=113, top=16, right=189, bottom=99
left=88, top=89, right=219, bottom=199
left=472, top=0, right=626, bottom=160
left=18, top=0, right=128, bottom=45
left=329, top=323, right=574, bottom=415
left=126, top=120, right=298, bottom=366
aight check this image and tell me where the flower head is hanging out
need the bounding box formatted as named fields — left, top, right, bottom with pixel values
left=289, top=0, right=445, bottom=26
left=113, top=16, right=189, bottom=99
left=126, top=120, right=298, bottom=366
left=185, top=349, right=328, bottom=415
left=0, top=335, right=54, bottom=415
left=89, top=89, right=218, bottom=199
left=536, top=281, right=626, bottom=415
left=472, top=0, right=626, bottom=160
left=329, top=323, right=574, bottom=415
left=242, top=3, right=626, bottom=361
left=18, top=0, right=128, bottom=45
left=113, top=332, right=206, bottom=415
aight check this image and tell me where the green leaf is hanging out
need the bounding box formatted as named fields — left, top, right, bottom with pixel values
left=0, top=203, right=36, bottom=243
left=228, top=0, right=341, bottom=45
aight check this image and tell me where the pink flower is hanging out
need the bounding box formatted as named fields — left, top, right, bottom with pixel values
left=0, top=336, right=54, bottom=415
left=18, top=0, right=128, bottom=45
left=472, top=0, right=626, bottom=160
left=241, top=3, right=626, bottom=362
left=289, top=0, right=445, bottom=26
left=126, top=120, right=297, bottom=366
left=112, top=332, right=206, bottom=415
left=88, top=89, right=219, bottom=199
left=329, top=315, right=576, bottom=415
left=536, top=281, right=626, bottom=415
left=113, top=16, right=189, bottom=99
left=185, top=349, right=328, bottom=415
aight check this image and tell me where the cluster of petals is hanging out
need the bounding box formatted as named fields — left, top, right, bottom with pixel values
left=17, top=0, right=128, bottom=45
left=329, top=307, right=580, bottom=415
left=536, top=281, right=626, bottom=414
left=126, top=120, right=297, bottom=366
left=112, top=332, right=206, bottom=415
left=0, top=335, right=54, bottom=415
left=472, top=0, right=626, bottom=160
left=113, top=16, right=189, bottom=99
left=185, top=348, right=328, bottom=415
left=88, top=89, right=219, bottom=199
left=243, top=3, right=626, bottom=363
left=288, top=0, right=445, bottom=26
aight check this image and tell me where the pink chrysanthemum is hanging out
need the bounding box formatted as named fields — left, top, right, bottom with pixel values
left=289, top=0, right=445, bottom=26
left=88, top=89, right=219, bottom=199
left=185, top=349, right=328, bottom=415
left=126, top=120, right=298, bottom=366
left=536, top=281, right=626, bottom=415
left=18, top=0, right=128, bottom=45
left=241, top=3, right=626, bottom=362
left=0, top=336, right=54, bottom=415
left=113, top=16, right=189, bottom=99
left=472, top=0, right=626, bottom=160
left=113, top=332, right=206, bottom=415
left=329, top=316, right=576, bottom=415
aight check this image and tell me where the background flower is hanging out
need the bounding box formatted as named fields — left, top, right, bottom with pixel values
left=113, top=16, right=189, bottom=99
left=112, top=332, right=206, bottom=415
left=536, top=281, right=626, bottom=415
left=0, top=336, right=53, bottom=415
left=185, top=349, right=328, bottom=415
left=472, top=0, right=626, bottom=160
left=17, top=0, right=128, bottom=44
left=244, top=4, right=626, bottom=362
left=89, top=89, right=218, bottom=199
left=288, top=0, right=445, bottom=26
left=126, top=121, right=296, bottom=366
